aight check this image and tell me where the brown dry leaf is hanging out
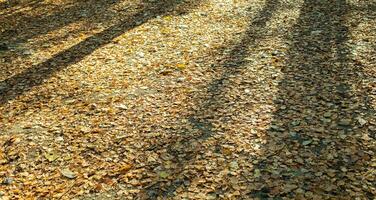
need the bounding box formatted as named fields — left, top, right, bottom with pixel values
left=116, top=164, right=133, bottom=175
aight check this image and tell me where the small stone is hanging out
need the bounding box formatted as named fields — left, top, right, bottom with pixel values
left=244, top=89, right=251, bottom=94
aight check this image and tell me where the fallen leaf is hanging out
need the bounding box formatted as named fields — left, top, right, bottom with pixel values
left=302, top=140, right=312, bottom=146
left=61, top=169, right=76, bottom=179
left=254, top=169, right=261, bottom=178
left=338, top=119, right=352, bottom=126
left=117, top=164, right=132, bottom=175
left=283, top=184, right=298, bottom=193
left=356, top=117, right=367, bottom=126
left=230, top=161, right=239, bottom=171
left=158, top=171, right=169, bottom=179
left=176, top=63, right=186, bottom=70
left=44, top=152, right=58, bottom=162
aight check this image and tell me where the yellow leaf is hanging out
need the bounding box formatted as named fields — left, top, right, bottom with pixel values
left=176, top=63, right=186, bottom=70
left=44, top=152, right=58, bottom=162
left=163, top=16, right=172, bottom=21
left=158, top=171, right=169, bottom=178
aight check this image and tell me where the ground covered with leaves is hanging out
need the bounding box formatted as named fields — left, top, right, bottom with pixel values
left=0, top=0, right=375, bottom=199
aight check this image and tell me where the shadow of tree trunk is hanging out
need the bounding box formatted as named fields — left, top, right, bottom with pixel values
left=0, top=0, right=201, bottom=105
left=134, top=0, right=375, bottom=199
left=0, top=0, right=41, bottom=11
left=0, top=0, right=119, bottom=46
left=135, top=0, right=281, bottom=198
left=254, top=0, right=375, bottom=198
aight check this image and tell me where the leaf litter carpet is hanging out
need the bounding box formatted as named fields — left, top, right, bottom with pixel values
left=0, top=0, right=375, bottom=199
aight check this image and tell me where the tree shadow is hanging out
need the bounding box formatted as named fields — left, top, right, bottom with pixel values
left=1, top=0, right=373, bottom=198
left=0, top=0, right=123, bottom=84
left=0, top=0, right=202, bottom=105
left=254, top=0, right=375, bottom=198
left=1, top=0, right=119, bottom=44
left=134, top=0, right=375, bottom=199
left=0, top=0, right=42, bottom=11
left=135, top=0, right=281, bottom=198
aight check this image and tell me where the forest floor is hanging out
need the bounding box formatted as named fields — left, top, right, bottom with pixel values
left=0, top=0, right=375, bottom=199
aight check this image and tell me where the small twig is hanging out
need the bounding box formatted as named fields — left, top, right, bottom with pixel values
left=57, top=179, right=77, bottom=200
